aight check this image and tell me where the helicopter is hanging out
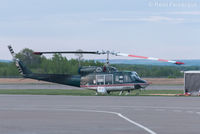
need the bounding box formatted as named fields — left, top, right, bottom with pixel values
left=8, top=45, right=184, bottom=95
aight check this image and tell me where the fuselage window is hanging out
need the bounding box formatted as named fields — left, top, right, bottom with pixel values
left=115, top=74, right=124, bottom=83
left=119, top=75, right=123, bottom=83
left=131, top=72, right=141, bottom=81
left=105, top=74, right=113, bottom=85
left=124, top=75, right=132, bottom=83
left=96, top=75, right=105, bottom=85
left=115, top=76, right=119, bottom=82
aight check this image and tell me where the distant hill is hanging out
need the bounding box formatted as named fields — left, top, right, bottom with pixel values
left=96, top=59, right=200, bottom=66
left=1, top=59, right=200, bottom=66
left=0, top=60, right=11, bottom=63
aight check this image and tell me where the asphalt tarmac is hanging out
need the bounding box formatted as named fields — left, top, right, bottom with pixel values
left=0, top=95, right=200, bottom=134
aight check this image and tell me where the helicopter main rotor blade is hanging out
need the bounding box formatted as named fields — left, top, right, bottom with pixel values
left=33, top=51, right=100, bottom=55
left=115, top=53, right=184, bottom=65
left=33, top=49, right=184, bottom=65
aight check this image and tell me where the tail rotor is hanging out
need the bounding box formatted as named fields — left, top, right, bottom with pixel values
left=8, top=45, right=32, bottom=75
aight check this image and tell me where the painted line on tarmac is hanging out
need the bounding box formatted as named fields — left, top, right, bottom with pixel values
left=0, top=107, right=157, bottom=134
left=172, top=110, right=182, bottom=113
left=117, top=113, right=157, bottom=134
left=3, top=103, right=200, bottom=111
left=196, top=112, right=200, bottom=115
left=185, top=111, right=194, bottom=114
left=155, top=109, right=165, bottom=112
left=60, top=109, right=157, bottom=134
left=6, top=104, right=200, bottom=110
left=11, top=104, right=200, bottom=110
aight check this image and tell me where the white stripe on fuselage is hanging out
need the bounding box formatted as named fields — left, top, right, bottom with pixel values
left=81, top=83, right=149, bottom=91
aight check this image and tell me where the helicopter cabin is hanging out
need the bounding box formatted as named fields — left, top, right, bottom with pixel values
left=80, top=71, right=146, bottom=91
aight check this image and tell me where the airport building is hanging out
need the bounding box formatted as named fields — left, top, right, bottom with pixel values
left=184, top=71, right=200, bottom=95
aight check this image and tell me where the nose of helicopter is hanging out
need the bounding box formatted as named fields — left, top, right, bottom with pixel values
left=137, top=78, right=150, bottom=88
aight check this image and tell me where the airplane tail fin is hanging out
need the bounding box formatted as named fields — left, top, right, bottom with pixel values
left=8, top=45, right=32, bottom=75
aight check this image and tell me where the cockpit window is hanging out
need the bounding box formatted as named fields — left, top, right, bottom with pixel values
left=131, top=72, right=141, bottom=80
left=124, top=74, right=132, bottom=83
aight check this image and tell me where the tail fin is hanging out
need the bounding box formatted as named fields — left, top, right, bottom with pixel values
left=8, top=45, right=32, bottom=75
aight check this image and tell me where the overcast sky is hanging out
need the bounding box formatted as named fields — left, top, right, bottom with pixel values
left=0, top=0, right=200, bottom=60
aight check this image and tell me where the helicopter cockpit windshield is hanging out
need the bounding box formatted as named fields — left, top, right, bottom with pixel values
left=131, top=71, right=141, bottom=81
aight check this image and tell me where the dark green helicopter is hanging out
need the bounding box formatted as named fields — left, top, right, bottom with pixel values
left=8, top=45, right=184, bottom=95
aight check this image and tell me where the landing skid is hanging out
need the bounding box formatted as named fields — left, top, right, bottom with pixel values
left=119, top=90, right=130, bottom=96
left=119, top=91, right=123, bottom=95
left=125, top=90, right=131, bottom=95
left=95, top=90, right=131, bottom=96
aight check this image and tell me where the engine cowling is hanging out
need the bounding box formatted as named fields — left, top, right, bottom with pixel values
left=79, top=66, right=103, bottom=75
left=79, top=66, right=118, bottom=75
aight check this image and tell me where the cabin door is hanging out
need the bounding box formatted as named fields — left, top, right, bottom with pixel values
left=96, top=75, right=105, bottom=85
left=96, top=74, right=113, bottom=85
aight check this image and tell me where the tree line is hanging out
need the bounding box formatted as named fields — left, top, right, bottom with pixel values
left=1, top=48, right=200, bottom=78
left=0, top=48, right=103, bottom=77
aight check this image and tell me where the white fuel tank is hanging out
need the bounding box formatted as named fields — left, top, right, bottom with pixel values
left=97, top=87, right=107, bottom=94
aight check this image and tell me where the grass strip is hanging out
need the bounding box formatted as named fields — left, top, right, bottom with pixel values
left=0, top=89, right=184, bottom=96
